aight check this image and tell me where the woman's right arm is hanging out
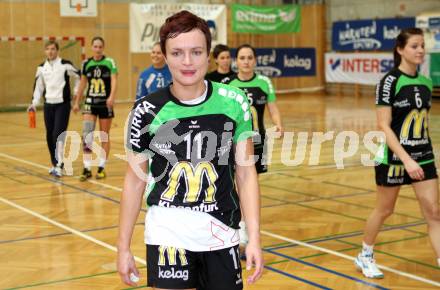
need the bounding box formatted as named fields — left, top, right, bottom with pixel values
left=117, top=152, right=148, bottom=286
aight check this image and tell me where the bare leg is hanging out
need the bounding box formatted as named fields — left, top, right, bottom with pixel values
left=363, top=185, right=400, bottom=245
left=412, top=179, right=440, bottom=259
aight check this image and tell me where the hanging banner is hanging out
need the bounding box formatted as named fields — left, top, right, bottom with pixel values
left=60, top=0, right=97, bottom=17
left=130, top=3, right=227, bottom=53
left=332, top=17, right=415, bottom=51
left=430, top=53, right=440, bottom=86
left=416, top=14, right=440, bottom=51
left=230, top=48, right=315, bottom=78
left=231, top=4, right=301, bottom=34
left=325, top=52, right=394, bottom=85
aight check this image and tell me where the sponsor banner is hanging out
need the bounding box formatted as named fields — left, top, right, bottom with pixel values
left=430, top=53, right=440, bottom=86
left=130, top=3, right=226, bottom=53
left=416, top=14, right=440, bottom=51
left=60, top=0, right=97, bottom=17
left=231, top=48, right=315, bottom=78
left=332, top=17, right=415, bottom=51
left=231, top=4, right=301, bottom=34
left=325, top=52, right=394, bottom=85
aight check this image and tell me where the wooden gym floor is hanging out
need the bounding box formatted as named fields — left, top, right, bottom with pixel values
left=1, top=93, right=440, bottom=289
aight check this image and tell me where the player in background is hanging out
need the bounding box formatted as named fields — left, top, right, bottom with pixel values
left=135, top=42, right=172, bottom=100
left=206, top=44, right=234, bottom=83
left=355, top=28, right=440, bottom=278
left=225, top=44, right=284, bottom=257
left=73, top=36, right=118, bottom=181
left=29, top=40, right=80, bottom=177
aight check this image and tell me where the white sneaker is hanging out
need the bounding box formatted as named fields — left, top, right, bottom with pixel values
left=355, top=253, right=384, bottom=279
left=48, top=167, right=56, bottom=175
left=53, top=166, right=63, bottom=178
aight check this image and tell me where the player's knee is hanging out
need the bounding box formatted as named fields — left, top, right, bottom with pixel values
left=82, top=120, right=95, bottom=153
left=424, top=205, right=440, bottom=223
left=377, top=207, right=394, bottom=219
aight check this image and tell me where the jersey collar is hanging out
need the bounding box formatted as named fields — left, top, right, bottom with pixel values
left=167, top=80, right=213, bottom=107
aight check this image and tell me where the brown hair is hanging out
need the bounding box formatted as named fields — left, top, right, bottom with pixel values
left=91, top=36, right=105, bottom=46
left=45, top=40, right=59, bottom=50
left=159, top=10, right=211, bottom=55
left=236, top=44, right=257, bottom=58
left=393, top=28, right=423, bottom=68
left=213, top=44, right=230, bottom=59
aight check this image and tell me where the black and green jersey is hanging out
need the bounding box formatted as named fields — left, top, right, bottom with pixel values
left=375, top=68, right=434, bottom=165
left=126, top=81, right=253, bottom=228
left=225, top=73, right=276, bottom=145
left=81, top=56, right=117, bottom=105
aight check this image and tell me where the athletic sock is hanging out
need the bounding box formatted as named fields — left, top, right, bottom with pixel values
left=99, top=158, right=106, bottom=168
left=361, top=241, right=374, bottom=256
left=83, top=155, right=92, bottom=170
left=437, top=258, right=440, bottom=267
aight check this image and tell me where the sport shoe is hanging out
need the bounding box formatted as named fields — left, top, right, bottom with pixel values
left=53, top=166, right=63, bottom=178
left=48, top=167, right=56, bottom=175
left=80, top=168, right=92, bottom=181
left=355, top=253, right=384, bottom=279
left=96, top=167, right=106, bottom=179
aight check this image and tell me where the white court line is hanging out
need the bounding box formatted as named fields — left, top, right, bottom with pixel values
left=0, top=196, right=146, bottom=266
left=1, top=152, right=439, bottom=287
left=0, top=152, right=123, bottom=192
left=261, top=231, right=440, bottom=287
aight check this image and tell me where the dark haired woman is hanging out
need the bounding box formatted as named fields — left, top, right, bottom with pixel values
left=355, top=28, right=440, bottom=278
left=206, top=44, right=234, bottom=83
left=73, top=36, right=118, bottom=181
left=117, top=11, right=263, bottom=289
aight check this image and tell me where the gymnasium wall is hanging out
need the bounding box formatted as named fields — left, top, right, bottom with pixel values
left=325, top=0, right=440, bottom=97
left=0, top=0, right=325, bottom=108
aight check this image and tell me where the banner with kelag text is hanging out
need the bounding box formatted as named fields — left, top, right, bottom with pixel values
left=231, top=48, right=315, bottom=78
left=130, top=3, right=226, bottom=53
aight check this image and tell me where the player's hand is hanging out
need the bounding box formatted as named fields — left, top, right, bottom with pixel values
left=106, top=98, right=114, bottom=109
left=274, top=125, right=284, bottom=138
left=245, top=240, right=263, bottom=284
left=117, top=249, right=140, bottom=286
left=72, top=102, right=80, bottom=114
left=27, top=104, right=36, bottom=112
left=403, top=158, right=424, bottom=180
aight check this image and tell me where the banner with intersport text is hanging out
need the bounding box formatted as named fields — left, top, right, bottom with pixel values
left=130, top=3, right=227, bottom=53
left=325, top=52, right=394, bottom=85
left=231, top=4, right=301, bottom=34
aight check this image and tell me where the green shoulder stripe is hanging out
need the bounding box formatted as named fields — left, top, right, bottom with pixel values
left=149, top=82, right=252, bottom=143
left=395, top=74, right=432, bottom=95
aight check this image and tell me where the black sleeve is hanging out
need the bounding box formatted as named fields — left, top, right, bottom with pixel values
left=125, top=100, right=155, bottom=155
left=376, top=72, right=398, bottom=106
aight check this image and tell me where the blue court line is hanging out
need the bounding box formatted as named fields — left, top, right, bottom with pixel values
left=0, top=223, right=144, bottom=245
left=266, top=220, right=426, bottom=251
left=264, top=265, right=332, bottom=289
left=265, top=249, right=390, bottom=290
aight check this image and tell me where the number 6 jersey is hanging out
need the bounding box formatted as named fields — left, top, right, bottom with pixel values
left=375, top=68, right=434, bottom=165
left=126, top=81, right=254, bottom=251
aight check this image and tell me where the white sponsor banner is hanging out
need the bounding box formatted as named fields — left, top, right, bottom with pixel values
left=130, top=3, right=227, bottom=53
left=60, top=0, right=97, bottom=17
left=416, top=14, right=440, bottom=52
left=325, top=52, right=394, bottom=85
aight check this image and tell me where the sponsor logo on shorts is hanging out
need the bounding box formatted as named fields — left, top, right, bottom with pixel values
left=158, top=267, right=189, bottom=281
